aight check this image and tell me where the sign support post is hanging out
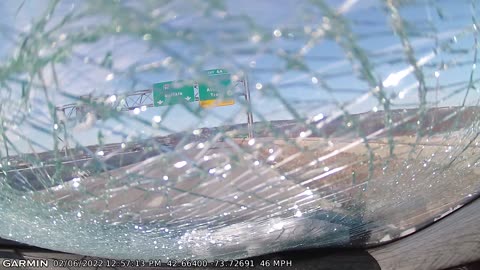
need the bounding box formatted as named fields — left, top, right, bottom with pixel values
left=242, top=75, right=254, bottom=139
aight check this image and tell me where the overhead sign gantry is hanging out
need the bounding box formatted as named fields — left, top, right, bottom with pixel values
left=56, top=68, right=254, bottom=138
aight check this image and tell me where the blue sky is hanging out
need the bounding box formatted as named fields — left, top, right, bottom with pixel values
left=0, top=0, right=479, bottom=153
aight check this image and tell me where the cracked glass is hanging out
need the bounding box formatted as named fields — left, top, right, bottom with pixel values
left=0, top=0, right=479, bottom=260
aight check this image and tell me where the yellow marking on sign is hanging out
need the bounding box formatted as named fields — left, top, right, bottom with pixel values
left=200, top=99, right=235, bottom=108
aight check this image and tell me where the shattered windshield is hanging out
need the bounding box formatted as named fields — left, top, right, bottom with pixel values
left=1, top=0, right=480, bottom=261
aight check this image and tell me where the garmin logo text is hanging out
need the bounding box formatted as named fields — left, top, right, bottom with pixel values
left=2, top=259, right=48, bottom=268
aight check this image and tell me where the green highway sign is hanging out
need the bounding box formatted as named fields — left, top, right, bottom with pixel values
left=153, top=80, right=195, bottom=106
left=205, top=68, right=229, bottom=76
left=199, top=69, right=234, bottom=102
left=198, top=77, right=233, bottom=101
left=152, top=69, right=235, bottom=107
